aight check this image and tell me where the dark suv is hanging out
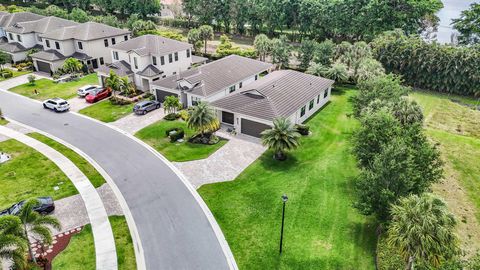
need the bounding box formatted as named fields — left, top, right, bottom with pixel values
left=133, top=100, right=161, bottom=115
left=0, top=197, right=55, bottom=216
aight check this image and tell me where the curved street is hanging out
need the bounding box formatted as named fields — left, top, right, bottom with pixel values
left=0, top=89, right=236, bottom=270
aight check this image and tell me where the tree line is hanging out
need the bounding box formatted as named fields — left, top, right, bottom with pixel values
left=182, top=0, right=443, bottom=42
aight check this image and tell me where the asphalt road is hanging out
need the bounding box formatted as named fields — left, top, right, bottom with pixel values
left=0, top=90, right=234, bottom=270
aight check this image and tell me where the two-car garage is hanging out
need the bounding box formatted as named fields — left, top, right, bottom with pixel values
left=240, top=118, right=271, bottom=138
left=35, top=60, right=52, bottom=74
left=155, top=89, right=178, bottom=103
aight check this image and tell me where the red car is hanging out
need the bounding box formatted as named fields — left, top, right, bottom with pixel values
left=85, top=88, right=111, bottom=103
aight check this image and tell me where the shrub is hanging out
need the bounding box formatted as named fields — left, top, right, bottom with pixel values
left=2, top=70, right=13, bottom=78
left=28, top=74, right=36, bottom=85
left=17, top=67, right=22, bottom=71
left=178, top=110, right=189, bottom=121
left=163, top=113, right=179, bottom=121
left=295, top=124, right=310, bottom=135
left=109, top=97, right=131, bottom=105
left=167, top=128, right=185, bottom=142
left=188, top=133, right=220, bottom=145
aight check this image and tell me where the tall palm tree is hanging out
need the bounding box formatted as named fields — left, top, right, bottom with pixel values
left=306, top=63, right=328, bottom=77
left=187, top=102, right=219, bottom=137
left=261, top=118, right=301, bottom=161
left=106, top=70, right=121, bottom=100
left=387, top=193, right=459, bottom=270
left=163, top=95, right=180, bottom=114
left=253, top=34, right=272, bottom=61
left=326, top=62, right=349, bottom=83
left=0, top=216, right=28, bottom=270
left=19, top=199, right=61, bottom=264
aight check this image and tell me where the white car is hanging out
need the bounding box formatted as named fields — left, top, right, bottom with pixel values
left=77, top=85, right=101, bottom=97
left=43, top=98, right=70, bottom=112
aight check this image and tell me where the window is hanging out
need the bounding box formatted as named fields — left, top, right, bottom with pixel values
left=160, top=56, right=165, bottom=65
left=99, top=57, right=104, bottom=65
left=168, top=54, right=173, bottom=63
left=124, top=35, right=128, bottom=41
left=8, top=33, right=13, bottom=40
left=174, top=52, right=178, bottom=61
left=152, top=56, right=157, bottom=66
left=324, top=90, right=328, bottom=98
left=55, top=41, right=60, bottom=50
left=186, top=49, right=190, bottom=58
left=309, top=100, right=314, bottom=110
left=111, top=38, right=116, bottom=45
left=17, top=35, right=21, bottom=42
left=78, top=41, right=83, bottom=50
left=255, top=74, right=258, bottom=81
left=239, top=82, right=243, bottom=88
left=173, top=72, right=176, bottom=75
left=46, top=40, right=50, bottom=48
left=113, top=51, right=119, bottom=60
left=229, top=85, right=236, bottom=93
left=134, top=57, right=138, bottom=69
left=37, top=36, right=42, bottom=42
left=300, top=106, right=306, bottom=117
left=153, top=77, right=160, bottom=81
left=317, top=95, right=320, bottom=104
left=104, top=39, right=108, bottom=47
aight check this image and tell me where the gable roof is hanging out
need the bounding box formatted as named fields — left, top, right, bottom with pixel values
left=5, top=16, right=78, bottom=34
left=97, top=60, right=134, bottom=77
left=0, top=12, right=45, bottom=28
left=211, top=70, right=334, bottom=121
left=40, top=22, right=130, bottom=41
left=0, top=41, right=26, bottom=53
left=137, top=64, right=163, bottom=77
left=153, top=55, right=273, bottom=97
left=109, top=34, right=192, bottom=56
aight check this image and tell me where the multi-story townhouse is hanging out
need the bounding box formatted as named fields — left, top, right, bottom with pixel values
left=97, top=34, right=193, bottom=91
left=0, top=12, right=46, bottom=62
left=30, top=22, right=130, bottom=74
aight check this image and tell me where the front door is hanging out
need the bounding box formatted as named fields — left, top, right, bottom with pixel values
left=92, top=59, right=98, bottom=69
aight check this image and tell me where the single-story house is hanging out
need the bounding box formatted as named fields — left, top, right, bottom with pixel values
left=210, top=70, right=334, bottom=138
left=151, top=54, right=274, bottom=104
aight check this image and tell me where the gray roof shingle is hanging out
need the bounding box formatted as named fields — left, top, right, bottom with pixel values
left=40, top=22, right=130, bottom=41
left=97, top=60, right=134, bottom=77
left=152, top=55, right=273, bottom=97
left=30, top=49, right=66, bottom=61
left=5, top=16, right=78, bottom=34
left=0, top=12, right=45, bottom=28
left=211, top=70, right=334, bottom=121
left=137, top=64, right=162, bottom=77
left=0, top=41, right=26, bottom=53
left=109, top=34, right=192, bottom=56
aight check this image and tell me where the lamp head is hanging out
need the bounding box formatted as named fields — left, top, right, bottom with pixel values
left=281, top=194, right=288, bottom=202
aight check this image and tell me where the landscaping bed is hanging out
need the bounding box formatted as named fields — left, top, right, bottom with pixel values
left=198, top=88, right=376, bottom=269
left=9, top=73, right=98, bottom=101
left=135, top=120, right=228, bottom=162
left=78, top=99, right=135, bottom=123
left=0, top=139, right=78, bottom=209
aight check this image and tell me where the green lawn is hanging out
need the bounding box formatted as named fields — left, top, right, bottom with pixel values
left=79, top=100, right=134, bottom=123
left=135, top=120, right=228, bottom=162
left=52, top=215, right=136, bottom=270
left=28, top=133, right=106, bottom=188
left=198, top=88, right=376, bottom=269
left=9, top=73, right=98, bottom=100
left=0, top=139, right=77, bottom=209
left=0, top=118, right=8, bottom=125
left=0, top=69, right=31, bottom=82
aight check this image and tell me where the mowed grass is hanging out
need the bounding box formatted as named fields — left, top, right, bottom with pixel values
left=0, top=69, right=31, bottom=82
left=0, top=118, right=8, bottom=125
left=52, top=216, right=136, bottom=270
left=9, top=73, right=98, bottom=100
left=79, top=100, right=134, bottom=122
left=135, top=120, right=228, bottom=162
left=28, top=133, right=106, bottom=188
left=198, top=88, right=376, bottom=269
left=0, top=139, right=77, bottom=209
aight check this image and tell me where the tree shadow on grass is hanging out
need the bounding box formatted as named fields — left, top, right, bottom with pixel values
left=258, top=150, right=299, bottom=172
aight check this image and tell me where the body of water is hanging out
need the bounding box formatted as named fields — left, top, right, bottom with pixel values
left=436, top=0, right=478, bottom=43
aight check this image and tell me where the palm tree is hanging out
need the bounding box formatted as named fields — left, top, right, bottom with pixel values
left=306, top=63, right=329, bottom=77
left=356, top=58, right=385, bottom=83
left=0, top=216, right=28, bottom=270
left=391, top=97, right=424, bottom=126
left=19, top=199, right=61, bottom=264
left=326, top=62, right=349, bottom=83
left=261, top=118, right=301, bottom=161
left=163, top=95, right=180, bottom=114
left=198, top=25, right=214, bottom=54
left=105, top=70, right=121, bottom=100
left=253, top=34, right=272, bottom=61
left=187, top=102, right=219, bottom=137
left=387, top=193, right=459, bottom=270
left=62, top=58, right=83, bottom=75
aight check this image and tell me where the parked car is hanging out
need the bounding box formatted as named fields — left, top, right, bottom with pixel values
left=0, top=197, right=55, bottom=217
left=77, top=85, right=101, bottom=97
left=43, top=98, right=70, bottom=112
left=133, top=100, right=161, bottom=115
left=85, top=88, right=111, bottom=103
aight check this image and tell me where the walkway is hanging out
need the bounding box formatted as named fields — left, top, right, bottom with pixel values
left=110, top=108, right=165, bottom=134
left=0, top=125, right=117, bottom=270
left=174, top=131, right=266, bottom=188
left=0, top=72, right=49, bottom=90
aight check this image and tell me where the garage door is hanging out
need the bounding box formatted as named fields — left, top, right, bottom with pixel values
left=36, top=61, right=51, bottom=74
left=155, top=89, right=176, bottom=102
left=241, top=118, right=271, bottom=138
left=222, top=111, right=234, bottom=125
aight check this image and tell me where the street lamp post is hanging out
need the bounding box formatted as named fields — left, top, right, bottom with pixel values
left=279, top=194, right=288, bottom=254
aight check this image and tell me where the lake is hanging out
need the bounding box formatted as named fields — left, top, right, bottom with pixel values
left=436, top=0, right=478, bottom=43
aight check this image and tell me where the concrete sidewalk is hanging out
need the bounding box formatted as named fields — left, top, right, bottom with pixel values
left=0, top=125, right=118, bottom=270
left=0, top=72, right=50, bottom=90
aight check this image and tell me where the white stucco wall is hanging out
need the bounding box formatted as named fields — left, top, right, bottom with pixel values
left=5, top=32, right=37, bottom=49
left=10, top=51, right=28, bottom=63
left=288, top=87, right=331, bottom=124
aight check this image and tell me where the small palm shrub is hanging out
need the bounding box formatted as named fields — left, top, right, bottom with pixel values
left=261, top=118, right=301, bottom=160
left=294, top=124, right=310, bottom=135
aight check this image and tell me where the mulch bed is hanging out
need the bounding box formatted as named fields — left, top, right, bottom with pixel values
left=30, top=226, right=83, bottom=270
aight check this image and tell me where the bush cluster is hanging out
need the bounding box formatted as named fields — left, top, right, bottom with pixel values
left=163, top=113, right=179, bottom=121
left=1, top=69, right=13, bottom=78
left=165, top=127, right=185, bottom=142
left=294, top=124, right=310, bottom=136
